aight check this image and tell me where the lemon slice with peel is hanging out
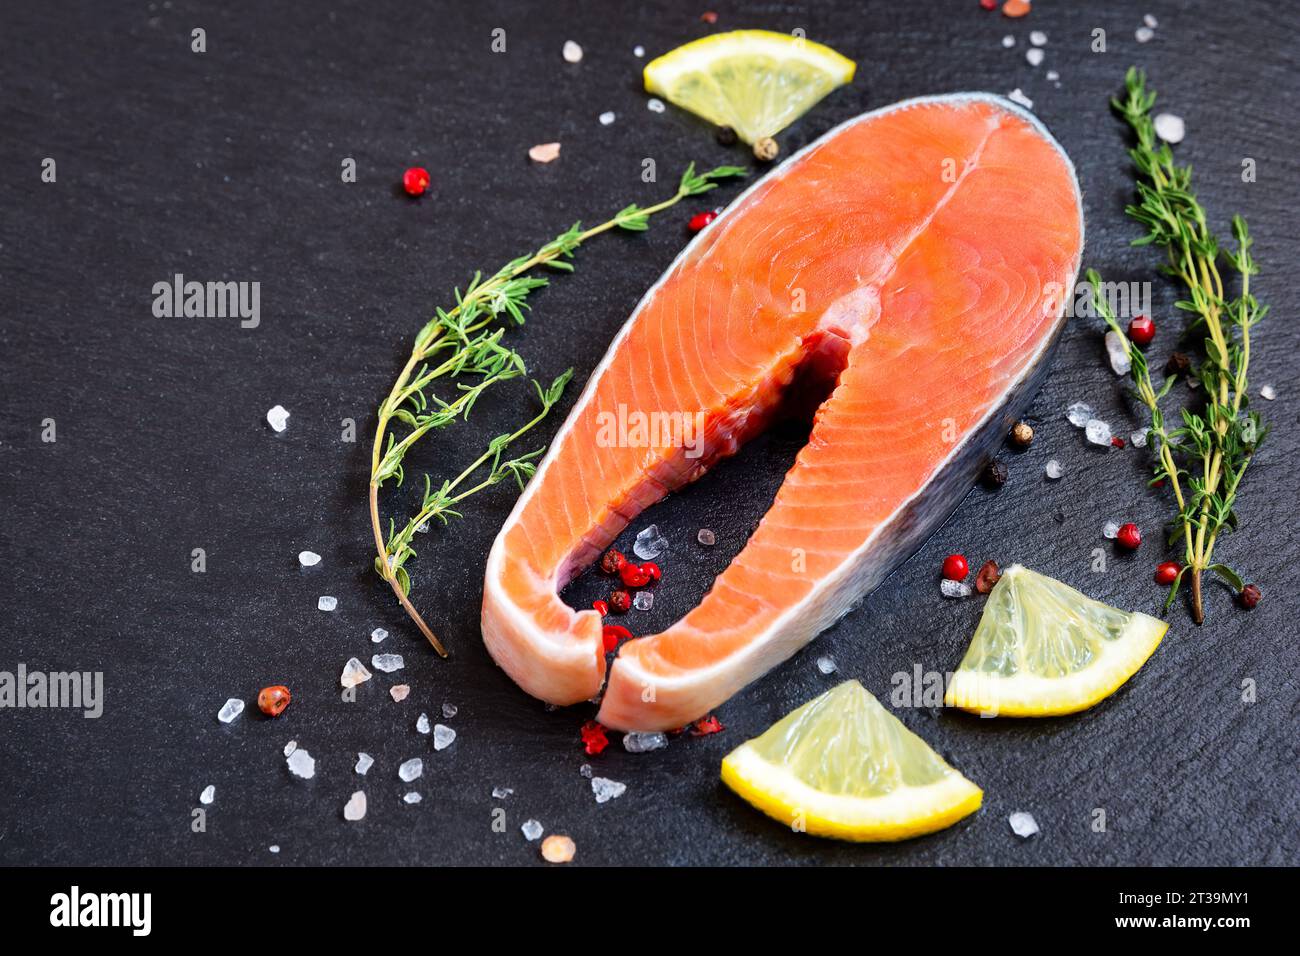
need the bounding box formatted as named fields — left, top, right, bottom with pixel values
left=644, top=30, right=856, bottom=144
left=721, top=680, right=982, bottom=842
left=945, top=565, right=1167, bottom=717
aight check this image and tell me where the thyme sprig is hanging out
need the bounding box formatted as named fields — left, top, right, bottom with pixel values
left=368, top=162, right=748, bottom=653
left=1090, top=68, right=1268, bottom=623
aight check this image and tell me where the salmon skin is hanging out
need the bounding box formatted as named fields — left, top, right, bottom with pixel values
left=482, top=94, right=1084, bottom=730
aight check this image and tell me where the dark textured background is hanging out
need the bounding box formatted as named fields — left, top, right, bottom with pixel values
left=1, top=0, right=1296, bottom=866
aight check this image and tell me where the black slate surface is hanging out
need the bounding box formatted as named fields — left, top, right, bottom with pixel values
left=1, top=0, right=1297, bottom=866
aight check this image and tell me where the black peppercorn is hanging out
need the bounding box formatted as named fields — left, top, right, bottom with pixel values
left=1164, top=351, right=1191, bottom=377
left=715, top=125, right=738, bottom=147
left=982, top=460, right=1008, bottom=488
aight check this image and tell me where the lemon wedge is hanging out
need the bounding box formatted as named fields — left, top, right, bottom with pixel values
left=644, top=30, right=856, bottom=144
left=721, top=680, right=982, bottom=842
left=945, top=565, right=1167, bottom=717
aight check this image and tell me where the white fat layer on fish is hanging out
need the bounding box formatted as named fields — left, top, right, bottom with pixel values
left=483, top=93, right=1085, bottom=724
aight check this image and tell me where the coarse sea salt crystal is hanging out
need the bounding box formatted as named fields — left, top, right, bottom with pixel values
left=403, top=791, right=422, bottom=804
left=1026, top=48, right=1044, bottom=67
left=940, top=579, right=972, bottom=599
left=1067, top=401, right=1094, bottom=427
left=1085, top=418, right=1113, bottom=446
left=1030, top=30, right=1047, bottom=46
left=647, top=98, right=665, bottom=113
left=623, top=731, right=668, bottom=753
left=287, top=748, right=315, bottom=779
left=1131, top=430, right=1148, bottom=448
left=599, top=111, right=615, bottom=126
left=1002, top=35, right=1015, bottom=48
left=1009, top=811, right=1040, bottom=838
left=697, top=528, right=716, bottom=546
left=269, top=845, right=280, bottom=854
left=340, top=657, right=372, bottom=688
left=318, top=595, right=338, bottom=611
left=390, top=684, right=410, bottom=702
left=816, top=656, right=837, bottom=675
left=591, top=777, right=627, bottom=803
left=441, top=702, right=458, bottom=719
left=562, top=40, right=582, bottom=63
left=1260, top=384, right=1277, bottom=400
left=579, top=763, right=593, bottom=778
left=1105, top=330, right=1132, bottom=375
left=492, top=786, right=514, bottom=799
left=398, top=758, right=423, bottom=782
left=1103, top=520, right=1120, bottom=539
left=266, top=405, right=290, bottom=432
left=1045, top=459, right=1064, bottom=480
left=528, top=142, right=561, bottom=163
left=633, top=45, right=645, bottom=58
left=298, top=550, right=321, bottom=567
left=283, top=740, right=297, bottom=757
left=522, top=819, right=544, bottom=840
left=199, top=785, right=215, bottom=805
left=633, top=591, right=654, bottom=611
left=1136, top=26, right=1155, bottom=43
left=371, top=653, right=404, bottom=673
left=433, top=724, right=456, bottom=751
left=217, top=698, right=244, bottom=723
left=633, top=524, right=668, bottom=560
left=415, top=521, right=429, bottom=534
left=355, top=752, right=373, bottom=775
left=1007, top=88, right=1033, bottom=110
left=1144, top=14, right=1159, bottom=28
left=416, top=713, right=430, bottom=734
left=343, top=791, right=366, bottom=822
left=370, top=627, right=388, bottom=643
left=1154, top=112, right=1185, bottom=144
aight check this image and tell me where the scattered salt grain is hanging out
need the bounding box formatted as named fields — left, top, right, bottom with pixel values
left=623, top=731, right=668, bottom=753
left=1066, top=401, right=1094, bottom=427
left=283, top=740, right=297, bottom=757
left=522, top=819, right=544, bottom=840
left=266, top=404, right=290, bottom=432
left=318, top=595, right=338, bottom=611
left=1260, top=384, right=1276, bottom=400
left=370, top=627, right=388, bottom=643
left=562, top=40, right=583, bottom=63
left=415, top=521, right=429, bottom=534
left=355, top=752, right=373, bottom=775
left=579, top=763, right=593, bottom=779
left=492, top=786, right=514, bottom=799
left=441, top=702, right=458, bottom=719
left=591, top=777, right=627, bottom=803
left=1105, top=330, right=1132, bottom=375
left=1025, top=48, right=1044, bottom=67
left=633, top=524, right=668, bottom=560
left=1144, top=14, right=1159, bottom=29
left=528, top=142, right=561, bottom=163
left=1154, top=113, right=1185, bottom=144
left=1046, top=69, right=1060, bottom=82
left=297, top=550, right=321, bottom=567
left=940, top=579, right=972, bottom=599
left=1085, top=418, right=1113, bottom=446
left=1102, top=520, right=1120, bottom=539
left=1029, top=30, right=1047, bottom=46
left=340, top=657, right=372, bottom=688
left=199, top=785, right=215, bottom=805
left=647, top=97, right=666, bottom=113
left=416, top=713, right=430, bottom=734
left=390, top=684, right=410, bottom=702
left=398, top=758, right=424, bottom=782
left=343, top=790, right=366, bottom=822
left=541, top=834, right=576, bottom=863
left=217, top=698, right=244, bottom=723
left=599, top=111, right=616, bottom=126
left=269, top=845, right=280, bottom=854
left=633, top=45, right=645, bottom=58
left=371, top=653, right=404, bottom=673
left=433, top=724, right=457, bottom=751
left=1045, top=459, right=1064, bottom=480
left=633, top=591, right=654, bottom=611
left=697, top=528, right=716, bottom=546
left=1007, top=88, right=1034, bottom=110
left=403, top=791, right=422, bottom=804
left=1001, top=35, right=1015, bottom=48
left=816, top=656, right=838, bottom=675
left=287, top=748, right=316, bottom=779
left=1136, top=26, right=1154, bottom=44
left=1009, top=811, right=1040, bottom=838
left=1130, top=430, right=1148, bottom=448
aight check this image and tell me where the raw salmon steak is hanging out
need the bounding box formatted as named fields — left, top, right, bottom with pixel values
left=482, top=94, right=1084, bottom=730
